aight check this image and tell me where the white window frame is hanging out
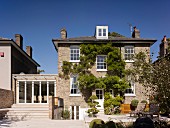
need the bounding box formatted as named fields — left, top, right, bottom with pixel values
left=70, top=75, right=81, bottom=96
left=96, top=55, right=107, bottom=71
left=96, top=89, right=103, bottom=99
left=70, top=45, right=80, bottom=62
left=96, top=26, right=108, bottom=39
left=125, top=81, right=136, bottom=96
left=124, top=46, right=135, bottom=62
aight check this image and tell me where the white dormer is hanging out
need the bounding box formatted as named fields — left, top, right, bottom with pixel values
left=96, top=26, right=108, bottom=39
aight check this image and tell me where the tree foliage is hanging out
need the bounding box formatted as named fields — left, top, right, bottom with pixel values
left=127, top=51, right=170, bottom=113
left=60, top=43, right=128, bottom=92
left=60, top=43, right=129, bottom=110
left=108, top=32, right=125, bottom=37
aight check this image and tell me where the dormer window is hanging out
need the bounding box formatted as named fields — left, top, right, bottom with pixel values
left=96, top=26, right=108, bottom=39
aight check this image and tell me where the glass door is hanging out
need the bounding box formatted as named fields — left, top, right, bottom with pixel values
left=19, top=81, right=25, bottom=103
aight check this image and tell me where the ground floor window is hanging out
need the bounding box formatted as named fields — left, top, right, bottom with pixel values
left=125, top=81, right=135, bottom=96
left=18, top=81, right=56, bottom=104
left=70, top=75, right=80, bottom=96
left=96, top=89, right=103, bottom=99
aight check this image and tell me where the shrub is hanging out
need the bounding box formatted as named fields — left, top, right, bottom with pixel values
left=87, top=95, right=100, bottom=117
left=104, top=107, right=111, bottom=115
left=104, top=92, right=123, bottom=115
left=62, top=109, right=70, bottom=120
left=105, top=121, right=117, bottom=128
left=131, top=99, right=139, bottom=107
left=141, top=100, right=148, bottom=104
left=89, top=119, right=105, bottom=128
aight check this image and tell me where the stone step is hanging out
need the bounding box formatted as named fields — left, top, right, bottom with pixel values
left=6, top=115, right=49, bottom=120
left=6, top=104, right=50, bottom=120
left=11, top=104, right=49, bottom=108
left=7, top=112, right=49, bottom=116
left=8, top=108, right=49, bottom=111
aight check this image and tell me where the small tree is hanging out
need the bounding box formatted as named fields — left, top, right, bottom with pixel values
left=87, top=95, right=100, bottom=117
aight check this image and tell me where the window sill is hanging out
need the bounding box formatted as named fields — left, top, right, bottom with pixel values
left=124, top=94, right=136, bottom=97
left=125, top=60, right=134, bottom=63
left=96, top=69, right=107, bottom=72
left=69, top=60, right=80, bottom=63
left=69, top=94, right=81, bottom=97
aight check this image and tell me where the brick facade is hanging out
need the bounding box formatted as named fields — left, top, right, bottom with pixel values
left=0, top=89, right=13, bottom=109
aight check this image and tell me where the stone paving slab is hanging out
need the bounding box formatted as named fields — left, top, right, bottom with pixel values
left=84, top=114, right=137, bottom=123
left=0, top=119, right=88, bottom=128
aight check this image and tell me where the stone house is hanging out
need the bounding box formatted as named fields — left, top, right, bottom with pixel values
left=52, top=26, right=157, bottom=120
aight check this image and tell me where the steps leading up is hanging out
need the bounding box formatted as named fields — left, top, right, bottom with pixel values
left=6, top=104, right=49, bottom=120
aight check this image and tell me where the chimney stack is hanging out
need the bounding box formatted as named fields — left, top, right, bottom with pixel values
left=26, top=46, right=32, bottom=58
left=60, top=28, right=67, bottom=39
left=15, top=34, right=23, bottom=49
left=160, top=35, right=168, bottom=57
left=162, top=35, right=167, bottom=42
left=132, top=26, right=140, bottom=38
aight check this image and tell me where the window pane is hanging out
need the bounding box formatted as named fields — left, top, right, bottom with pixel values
left=71, top=76, right=80, bottom=94
left=125, top=81, right=135, bottom=94
left=124, top=46, right=134, bottom=61
left=26, top=81, right=32, bottom=103
left=97, top=56, right=106, bottom=69
left=70, top=46, right=80, bottom=61
left=34, top=81, right=40, bottom=103
left=41, top=81, right=47, bottom=103
left=19, top=81, right=25, bottom=103
left=49, top=81, right=54, bottom=96
left=103, top=29, right=106, bottom=36
left=98, top=29, right=102, bottom=36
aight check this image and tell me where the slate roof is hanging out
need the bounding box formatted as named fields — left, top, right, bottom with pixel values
left=52, top=36, right=157, bottom=43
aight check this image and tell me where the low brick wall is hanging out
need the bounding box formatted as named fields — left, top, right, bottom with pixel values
left=0, top=109, right=9, bottom=119
left=0, top=89, right=14, bottom=109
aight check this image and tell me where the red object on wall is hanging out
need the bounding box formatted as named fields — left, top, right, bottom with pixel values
left=0, top=52, right=4, bottom=57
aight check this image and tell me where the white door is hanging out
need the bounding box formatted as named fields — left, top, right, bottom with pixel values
left=95, top=89, right=104, bottom=109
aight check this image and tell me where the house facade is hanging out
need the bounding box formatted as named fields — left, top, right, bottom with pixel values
left=52, top=26, right=157, bottom=120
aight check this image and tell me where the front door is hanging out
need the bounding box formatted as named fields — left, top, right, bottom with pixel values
left=95, top=89, right=104, bottom=109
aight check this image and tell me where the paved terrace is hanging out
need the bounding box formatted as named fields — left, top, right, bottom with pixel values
left=0, top=114, right=170, bottom=128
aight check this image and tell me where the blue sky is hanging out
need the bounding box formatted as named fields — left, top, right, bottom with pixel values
left=0, top=0, right=170, bottom=74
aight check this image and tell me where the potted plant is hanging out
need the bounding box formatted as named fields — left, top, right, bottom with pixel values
left=131, top=99, right=139, bottom=110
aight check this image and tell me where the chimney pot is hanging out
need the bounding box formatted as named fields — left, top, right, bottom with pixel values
left=60, top=28, right=67, bottom=39
left=163, top=35, right=167, bottom=42
left=26, top=46, right=32, bottom=58
left=15, top=34, right=23, bottom=49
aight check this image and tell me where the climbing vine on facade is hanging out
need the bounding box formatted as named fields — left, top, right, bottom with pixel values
left=59, top=42, right=129, bottom=95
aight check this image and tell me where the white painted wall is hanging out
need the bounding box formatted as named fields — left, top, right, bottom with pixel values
left=0, top=44, right=11, bottom=90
